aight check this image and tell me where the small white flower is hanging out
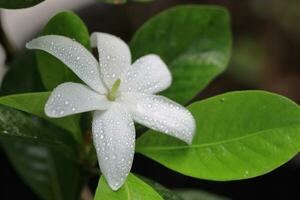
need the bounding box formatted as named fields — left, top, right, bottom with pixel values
left=26, top=32, right=196, bottom=190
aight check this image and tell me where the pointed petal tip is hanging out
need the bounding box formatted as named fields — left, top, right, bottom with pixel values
left=44, top=104, right=61, bottom=118
left=26, top=38, right=40, bottom=49
left=182, top=130, right=195, bottom=145
left=175, top=110, right=196, bottom=145
left=184, top=136, right=194, bottom=145
left=104, top=172, right=127, bottom=191
left=25, top=41, right=33, bottom=49
left=186, top=113, right=196, bottom=145
left=108, top=181, right=123, bottom=191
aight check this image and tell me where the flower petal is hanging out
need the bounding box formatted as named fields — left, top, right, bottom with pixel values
left=120, top=54, right=171, bottom=94
left=92, top=104, right=135, bottom=191
left=120, top=93, right=195, bottom=144
left=91, top=32, right=131, bottom=88
left=26, top=35, right=107, bottom=93
left=45, top=82, right=110, bottom=118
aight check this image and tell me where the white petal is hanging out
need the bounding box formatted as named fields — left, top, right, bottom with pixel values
left=91, top=32, right=131, bottom=88
left=120, top=54, right=171, bottom=94
left=120, top=93, right=195, bottom=144
left=45, top=82, right=110, bottom=118
left=26, top=35, right=107, bottom=93
left=92, top=104, right=135, bottom=190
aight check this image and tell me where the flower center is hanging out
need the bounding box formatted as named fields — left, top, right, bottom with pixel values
left=106, top=79, right=121, bottom=101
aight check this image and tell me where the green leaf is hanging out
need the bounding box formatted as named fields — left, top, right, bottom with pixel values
left=176, top=189, right=229, bottom=200
left=36, top=11, right=90, bottom=90
left=136, top=91, right=300, bottom=180
left=0, top=106, right=83, bottom=200
left=140, top=176, right=184, bottom=200
left=0, top=0, right=44, bottom=9
left=130, top=5, right=232, bottom=104
left=95, top=173, right=163, bottom=200
left=0, top=93, right=81, bottom=141
left=1, top=50, right=44, bottom=95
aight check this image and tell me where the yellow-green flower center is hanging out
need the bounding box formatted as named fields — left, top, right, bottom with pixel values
left=107, top=79, right=121, bottom=101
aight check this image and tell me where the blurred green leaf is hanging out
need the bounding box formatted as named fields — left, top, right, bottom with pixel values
left=0, top=105, right=83, bottom=200
left=130, top=5, right=232, bottom=104
left=95, top=173, right=163, bottom=200
left=140, top=176, right=183, bottom=200
left=36, top=11, right=90, bottom=90
left=97, top=0, right=126, bottom=4
left=228, top=36, right=265, bottom=86
left=0, top=93, right=81, bottom=141
left=176, top=189, right=229, bottom=200
left=1, top=51, right=44, bottom=95
left=136, top=91, right=300, bottom=180
left=0, top=0, right=44, bottom=9
left=96, top=0, right=153, bottom=4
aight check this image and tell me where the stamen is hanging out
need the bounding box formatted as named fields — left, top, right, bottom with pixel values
left=107, top=79, right=121, bottom=101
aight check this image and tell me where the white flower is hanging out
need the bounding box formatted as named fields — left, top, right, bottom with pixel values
left=26, top=33, right=196, bottom=190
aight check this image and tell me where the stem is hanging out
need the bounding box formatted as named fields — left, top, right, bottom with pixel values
left=81, top=184, right=93, bottom=200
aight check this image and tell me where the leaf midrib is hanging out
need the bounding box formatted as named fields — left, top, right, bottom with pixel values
left=137, top=124, right=300, bottom=152
left=124, top=181, right=132, bottom=200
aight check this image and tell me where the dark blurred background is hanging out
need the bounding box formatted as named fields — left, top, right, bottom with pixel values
left=1, top=0, right=300, bottom=199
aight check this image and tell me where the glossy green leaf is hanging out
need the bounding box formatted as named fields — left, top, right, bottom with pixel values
left=36, top=11, right=90, bottom=90
left=130, top=5, right=231, bottom=104
left=0, top=106, right=82, bottom=200
left=0, top=0, right=44, bottom=9
left=176, top=189, right=229, bottom=200
left=1, top=51, right=44, bottom=95
left=0, top=93, right=81, bottom=141
left=95, top=173, right=163, bottom=200
left=136, top=91, right=300, bottom=180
